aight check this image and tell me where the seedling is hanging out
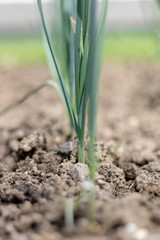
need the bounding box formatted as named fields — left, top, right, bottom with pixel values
left=37, top=0, right=107, bottom=164
left=0, top=0, right=108, bottom=226
left=0, top=0, right=107, bottom=166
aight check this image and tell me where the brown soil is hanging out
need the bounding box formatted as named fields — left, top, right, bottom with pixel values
left=0, top=63, right=160, bottom=240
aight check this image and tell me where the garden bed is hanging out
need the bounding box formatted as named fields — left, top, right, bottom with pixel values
left=0, top=63, right=160, bottom=240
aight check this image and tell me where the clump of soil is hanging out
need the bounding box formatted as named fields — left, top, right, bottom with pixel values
left=0, top=64, right=160, bottom=240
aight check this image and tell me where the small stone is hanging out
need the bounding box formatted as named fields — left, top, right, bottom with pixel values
left=96, top=179, right=106, bottom=186
left=72, top=163, right=89, bottom=181
left=125, top=223, right=137, bottom=233
left=134, top=229, right=148, bottom=240
left=125, top=223, right=148, bottom=240
left=81, top=180, right=94, bottom=191
left=58, top=142, right=73, bottom=154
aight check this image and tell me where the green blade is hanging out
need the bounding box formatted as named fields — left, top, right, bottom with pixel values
left=97, top=0, right=108, bottom=42
left=69, top=0, right=76, bottom=104
left=88, top=0, right=108, bottom=180
left=0, top=83, right=47, bottom=117
left=75, top=0, right=82, bottom=112
left=78, top=36, right=88, bottom=108
left=82, top=0, right=89, bottom=41
left=37, top=0, right=78, bottom=136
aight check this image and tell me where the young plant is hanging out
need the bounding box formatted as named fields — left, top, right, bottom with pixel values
left=0, top=0, right=107, bottom=166
left=37, top=0, right=107, bottom=164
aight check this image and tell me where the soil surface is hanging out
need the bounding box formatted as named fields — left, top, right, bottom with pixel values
left=0, top=63, right=160, bottom=240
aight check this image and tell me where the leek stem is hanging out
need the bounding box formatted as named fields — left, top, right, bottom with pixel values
left=77, top=140, right=85, bottom=163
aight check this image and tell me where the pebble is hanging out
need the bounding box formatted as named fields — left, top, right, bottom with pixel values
left=96, top=179, right=106, bottom=186
left=72, top=163, right=89, bottom=181
left=134, top=229, right=148, bottom=240
left=125, top=223, right=148, bottom=240
left=58, top=142, right=73, bottom=154
left=81, top=180, right=95, bottom=191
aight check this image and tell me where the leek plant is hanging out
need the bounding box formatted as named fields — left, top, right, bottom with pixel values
left=0, top=0, right=107, bottom=165
left=37, top=0, right=107, bottom=163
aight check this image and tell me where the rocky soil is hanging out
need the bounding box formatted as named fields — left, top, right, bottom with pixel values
left=0, top=63, right=160, bottom=240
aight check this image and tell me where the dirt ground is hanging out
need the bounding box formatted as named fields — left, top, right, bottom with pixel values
left=0, top=63, right=160, bottom=240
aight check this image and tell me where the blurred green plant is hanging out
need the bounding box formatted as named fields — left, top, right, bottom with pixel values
left=156, top=0, right=160, bottom=40
left=140, top=0, right=160, bottom=56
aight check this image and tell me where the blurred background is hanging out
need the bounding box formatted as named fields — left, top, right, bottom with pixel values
left=0, top=0, right=160, bottom=67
